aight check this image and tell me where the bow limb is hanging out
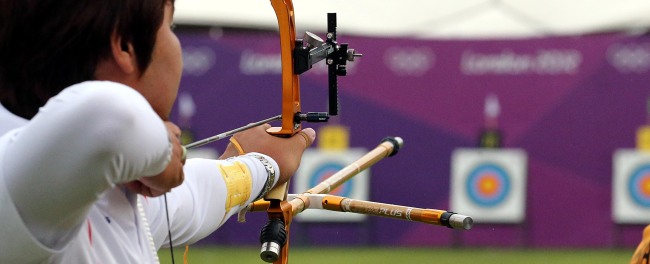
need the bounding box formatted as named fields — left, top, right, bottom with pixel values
left=266, top=0, right=301, bottom=136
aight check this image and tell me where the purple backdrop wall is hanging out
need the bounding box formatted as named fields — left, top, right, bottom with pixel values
left=172, top=29, right=650, bottom=248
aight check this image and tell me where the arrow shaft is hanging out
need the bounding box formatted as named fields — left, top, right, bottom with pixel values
left=184, top=115, right=282, bottom=150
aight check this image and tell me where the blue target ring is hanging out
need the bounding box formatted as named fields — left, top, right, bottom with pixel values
left=465, top=163, right=510, bottom=207
left=627, top=164, right=650, bottom=207
left=309, top=162, right=352, bottom=197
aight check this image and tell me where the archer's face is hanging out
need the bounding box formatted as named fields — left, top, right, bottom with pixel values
left=137, top=1, right=182, bottom=120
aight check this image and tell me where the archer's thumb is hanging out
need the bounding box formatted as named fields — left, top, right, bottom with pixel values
left=295, top=128, right=316, bottom=148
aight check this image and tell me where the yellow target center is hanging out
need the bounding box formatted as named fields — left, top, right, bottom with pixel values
left=641, top=177, right=650, bottom=196
left=479, top=175, right=499, bottom=196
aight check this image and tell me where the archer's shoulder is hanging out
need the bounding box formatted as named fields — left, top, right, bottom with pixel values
left=63, top=81, right=143, bottom=99
left=43, top=81, right=153, bottom=124
left=56, top=81, right=150, bottom=109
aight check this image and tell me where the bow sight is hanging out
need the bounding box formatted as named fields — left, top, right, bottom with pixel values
left=265, top=7, right=361, bottom=136
left=293, top=13, right=362, bottom=120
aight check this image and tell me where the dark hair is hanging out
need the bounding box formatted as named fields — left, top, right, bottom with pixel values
left=0, top=0, right=169, bottom=119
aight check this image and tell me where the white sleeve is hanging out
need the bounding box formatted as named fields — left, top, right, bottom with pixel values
left=2, top=81, right=171, bottom=249
left=146, top=153, right=280, bottom=247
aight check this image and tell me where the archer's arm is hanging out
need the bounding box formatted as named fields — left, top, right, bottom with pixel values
left=147, top=154, right=279, bottom=247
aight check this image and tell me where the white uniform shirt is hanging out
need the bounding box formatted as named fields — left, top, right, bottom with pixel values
left=0, top=81, right=278, bottom=263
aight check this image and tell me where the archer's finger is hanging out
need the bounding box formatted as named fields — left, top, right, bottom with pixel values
left=297, top=128, right=316, bottom=147
left=165, top=121, right=182, bottom=137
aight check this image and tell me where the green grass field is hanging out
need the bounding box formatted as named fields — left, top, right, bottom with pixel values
left=159, top=246, right=633, bottom=264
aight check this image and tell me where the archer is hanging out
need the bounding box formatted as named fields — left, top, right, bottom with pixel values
left=0, top=0, right=314, bottom=263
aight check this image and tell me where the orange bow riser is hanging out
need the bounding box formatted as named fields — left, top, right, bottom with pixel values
left=259, top=1, right=362, bottom=263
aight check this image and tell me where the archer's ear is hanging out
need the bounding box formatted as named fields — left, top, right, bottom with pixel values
left=109, top=32, right=137, bottom=74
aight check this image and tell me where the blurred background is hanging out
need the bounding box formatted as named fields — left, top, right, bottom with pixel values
left=165, top=0, right=650, bottom=262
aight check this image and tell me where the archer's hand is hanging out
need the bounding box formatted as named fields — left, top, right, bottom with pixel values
left=125, top=121, right=186, bottom=197
left=222, top=124, right=315, bottom=185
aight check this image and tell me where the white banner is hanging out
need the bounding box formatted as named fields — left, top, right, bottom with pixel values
left=450, top=148, right=528, bottom=223
left=612, top=149, right=650, bottom=224
left=293, top=148, right=369, bottom=222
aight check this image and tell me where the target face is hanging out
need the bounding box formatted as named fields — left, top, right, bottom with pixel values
left=466, top=163, right=511, bottom=207
left=309, top=162, right=353, bottom=197
left=451, top=149, right=527, bottom=223
left=612, top=150, right=650, bottom=223
left=628, top=164, right=650, bottom=207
